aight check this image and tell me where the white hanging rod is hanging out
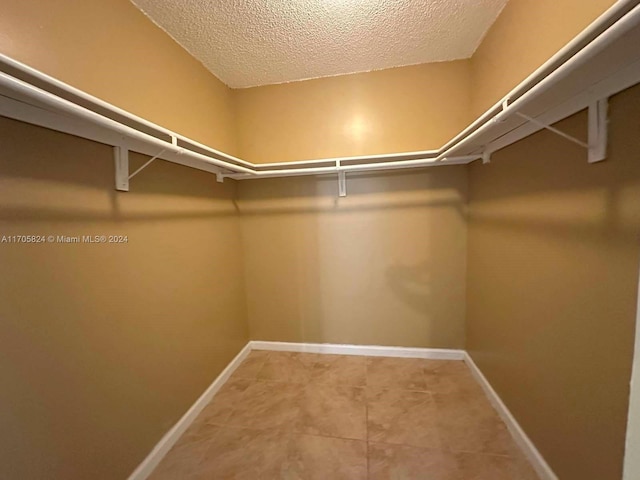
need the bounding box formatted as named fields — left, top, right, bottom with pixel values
left=431, top=0, right=640, bottom=159
left=0, top=54, right=254, bottom=170
left=0, top=71, right=256, bottom=176
left=0, top=0, right=638, bottom=188
left=225, top=155, right=479, bottom=180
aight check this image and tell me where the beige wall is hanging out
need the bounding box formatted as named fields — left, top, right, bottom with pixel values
left=238, top=168, right=468, bottom=348
left=0, top=117, right=248, bottom=480
left=234, top=61, right=472, bottom=163
left=466, top=84, right=640, bottom=479
left=470, top=0, right=616, bottom=117
left=0, top=0, right=237, bottom=152
left=0, top=1, right=248, bottom=478
left=624, top=273, right=640, bottom=480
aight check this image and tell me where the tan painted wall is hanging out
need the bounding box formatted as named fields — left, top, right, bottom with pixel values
left=466, top=84, right=640, bottom=479
left=238, top=168, right=468, bottom=348
left=624, top=274, right=640, bottom=480
left=470, top=0, right=616, bottom=117
left=0, top=1, right=247, bottom=478
left=0, top=0, right=237, bottom=152
left=234, top=61, right=472, bottom=163
left=0, top=117, right=248, bottom=480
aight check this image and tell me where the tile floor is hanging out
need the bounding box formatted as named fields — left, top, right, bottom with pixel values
left=149, top=351, right=540, bottom=479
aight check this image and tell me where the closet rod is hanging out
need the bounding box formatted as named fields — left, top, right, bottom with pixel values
left=437, top=0, right=639, bottom=155
left=0, top=53, right=254, bottom=170
left=0, top=70, right=254, bottom=176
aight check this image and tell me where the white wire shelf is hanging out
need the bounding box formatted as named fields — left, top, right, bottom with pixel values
left=0, top=1, right=639, bottom=196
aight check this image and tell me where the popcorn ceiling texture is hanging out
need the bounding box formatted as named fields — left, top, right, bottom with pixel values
left=130, top=0, right=508, bottom=89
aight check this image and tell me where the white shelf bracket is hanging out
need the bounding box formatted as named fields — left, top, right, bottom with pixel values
left=338, top=170, right=347, bottom=197
left=337, top=160, right=347, bottom=197
left=482, top=152, right=492, bottom=164
left=216, top=172, right=225, bottom=183
left=515, top=111, right=589, bottom=148
left=515, top=98, right=609, bottom=163
left=588, top=98, right=608, bottom=163
left=115, top=147, right=167, bottom=191
left=114, top=145, right=129, bottom=192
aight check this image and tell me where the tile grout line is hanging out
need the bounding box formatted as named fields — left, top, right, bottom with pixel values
left=365, top=360, right=370, bottom=479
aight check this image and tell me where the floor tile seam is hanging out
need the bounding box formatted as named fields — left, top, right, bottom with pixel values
left=451, top=450, right=520, bottom=459
left=363, top=384, right=433, bottom=394
left=442, top=443, right=520, bottom=457
left=365, top=440, right=518, bottom=460
left=204, top=418, right=369, bottom=443
left=365, top=435, right=445, bottom=451
left=367, top=440, right=449, bottom=450
left=365, top=394, right=370, bottom=479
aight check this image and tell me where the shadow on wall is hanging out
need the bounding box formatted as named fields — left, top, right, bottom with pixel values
left=237, top=169, right=467, bottom=218
left=0, top=119, right=238, bottom=223
left=237, top=168, right=468, bottom=349
left=386, top=260, right=434, bottom=315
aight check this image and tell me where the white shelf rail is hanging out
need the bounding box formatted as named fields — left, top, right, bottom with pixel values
left=0, top=0, right=639, bottom=195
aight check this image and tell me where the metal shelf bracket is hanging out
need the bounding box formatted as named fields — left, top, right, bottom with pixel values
left=114, top=145, right=129, bottom=192
left=114, top=146, right=167, bottom=192
left=337, top=160, right=347, bottom=197
left=514, top=97, right=608, bottom=163
left=588, top=98, right=608, bottom=163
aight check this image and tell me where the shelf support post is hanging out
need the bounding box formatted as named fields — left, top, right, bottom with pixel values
left=114, top=145, right=129, bottom=192
left=514, top=98, right=609, bottom=163
left=588, top=98, right=608, bottom=163
left=337, top=160, right=347, bottom=197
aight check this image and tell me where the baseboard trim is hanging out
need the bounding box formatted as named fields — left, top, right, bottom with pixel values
left=127, top=342, right=252, bottom=480
left=250, top=340, right=466, bottom=360
left=464, top=352, right=558, bottom=480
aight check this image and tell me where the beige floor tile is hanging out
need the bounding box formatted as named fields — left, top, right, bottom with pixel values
left=368, top=442, right=461, bottom=480
left=311, top=354, right=367, bottom=386
left=257, top=352, right=319, bottom=383
left=366, top=357, right=428, bottom=391
left=225, top=380, right=302, bottom=431
left=295, top=383, right=367, bottom=440
left=367, top=387, right=442, bottom=449
left=455, top=452, right=540, bottom=480
left=423, top=360, right=484, bottom=396
left=231, top=350, right=270, bottom=379
left=149, top=357, right=536, bottom=480
left=434, top=393, right=516, bottom=456
left=147, top=453, right=200, bottom=480
left=191, top=377, right=253, bottom=427
left=148, top=423, right=219, bottom=480
left=195, top=425, right=290, bottom=479
left=284, top=433, right=367, bottom=479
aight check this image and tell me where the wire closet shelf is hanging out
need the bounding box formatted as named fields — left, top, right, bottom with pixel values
left=0, top=0, right=639, bottom=195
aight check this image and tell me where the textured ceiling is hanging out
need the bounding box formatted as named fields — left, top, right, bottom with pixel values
left=130, top=0, right=508, bottom=89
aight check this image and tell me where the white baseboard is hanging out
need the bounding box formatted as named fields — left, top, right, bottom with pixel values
left=464, top=352, right=558, bottom=480
left=127, top=342, right=252, bottom=480
left=250, top=340, right=465, bottom=360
